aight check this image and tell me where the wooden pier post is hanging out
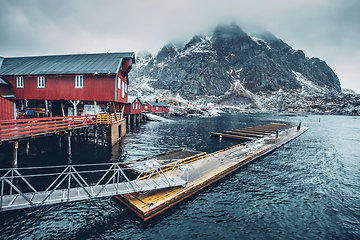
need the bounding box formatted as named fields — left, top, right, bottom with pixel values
left=13, top=141, right=19, bottom=168
left=68, top=131, right=72, bottom=155
left=58, top=134, right=62, bottom=147
left=45, top=100, right=48, bottom=117
left=26, top=139, right=30, bottom=157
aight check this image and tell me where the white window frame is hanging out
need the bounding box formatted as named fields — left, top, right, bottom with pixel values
left=16, top=76, right=24, bottom=88
left=156, top=106, right=158, bottom=111
left=133, top=104, right=134, bottom=109
left=75, top=75, right=83, bottom=88
left=118, top=77, right=121, bottom=89
left=37, top=76, right=45, bottom=88
left=125, top=83, right=127, bottom=93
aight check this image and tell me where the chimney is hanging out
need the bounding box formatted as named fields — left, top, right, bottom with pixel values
left=156, top=99, right=158, bottom=103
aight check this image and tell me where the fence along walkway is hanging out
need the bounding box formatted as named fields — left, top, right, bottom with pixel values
left=0, top=162, right=188, bottom=212
left=0, top=115, right=97, bottom=142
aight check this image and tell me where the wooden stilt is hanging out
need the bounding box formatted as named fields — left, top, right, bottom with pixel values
left=26, top=139, right=30, bottom=157
left=61, top=101, right=65, bottom=117
left=45, top=100, right=48, bottom=117
left=58, top=134, right=62, bottom=147
left=112, top=102, right=118, bottom=122
left=68, top=132, right=72, bottom=155
left=13, top=141, right=19, bottom=168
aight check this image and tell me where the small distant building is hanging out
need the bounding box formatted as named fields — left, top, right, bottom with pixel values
left=145, top=100, right=170, bottom=113
left=124, top=96, right=146, bottom=115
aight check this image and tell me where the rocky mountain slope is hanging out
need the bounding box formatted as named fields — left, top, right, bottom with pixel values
left=129, top=22, right=359, bottom=115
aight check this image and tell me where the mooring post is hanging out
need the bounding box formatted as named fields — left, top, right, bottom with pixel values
left=68, top=131, right=72, bottom=155
left=26, top=139, right=30, bottom=157
left=13, top=141, right=19, bottom=168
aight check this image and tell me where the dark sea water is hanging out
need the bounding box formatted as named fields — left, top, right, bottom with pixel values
left=0, top=113, right=359, bottom=239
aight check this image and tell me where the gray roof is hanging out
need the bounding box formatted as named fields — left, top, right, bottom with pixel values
left=0, top=77, right=11, bottom=85
left=0, top=52, right=135, bottom=76
left=147, top=101, right=169, bottom=107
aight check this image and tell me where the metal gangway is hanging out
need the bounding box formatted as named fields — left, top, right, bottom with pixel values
left=0, top=161, right=189, bottom=212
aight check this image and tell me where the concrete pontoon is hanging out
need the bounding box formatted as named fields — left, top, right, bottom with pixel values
left=116, top=123, right=308, bottom=221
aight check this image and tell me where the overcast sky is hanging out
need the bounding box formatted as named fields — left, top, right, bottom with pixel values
left=0, top=0, right=359, bottom=93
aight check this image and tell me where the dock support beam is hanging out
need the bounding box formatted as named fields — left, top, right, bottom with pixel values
left=45, top=100, right=48, bottom=117
left=13, top=141, right=18, bottom=168
left=68, top=132, right=72, bottom=156
left=58, top=134, right=62, bottom=147
left=26, top=139, right=30, bottom=157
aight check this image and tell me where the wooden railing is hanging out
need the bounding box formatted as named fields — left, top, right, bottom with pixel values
left=0, top=115, right=97, bottom=142
left=97, top=113, right=122, bottom=125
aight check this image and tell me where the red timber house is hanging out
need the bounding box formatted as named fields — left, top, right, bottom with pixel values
left=0, top=52, right=135, bottom=117
left=123, top=96, right=146, bottom=125
left=0, top=52, right=135, bottom=145
left=145, top=100, right=170, bottom=113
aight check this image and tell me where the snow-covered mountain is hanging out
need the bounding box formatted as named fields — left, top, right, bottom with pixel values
left=129, top=22, right=359, bottom=115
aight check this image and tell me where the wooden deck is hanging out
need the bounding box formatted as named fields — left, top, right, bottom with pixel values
left=115, top=124, right=308, bottom=221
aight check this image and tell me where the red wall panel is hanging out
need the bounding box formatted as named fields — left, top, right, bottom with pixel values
left=6, top=74, right=129, bottom=103
left=0, top=85, right=11, bottom=95
left=0, top=97, right=15, bottom=120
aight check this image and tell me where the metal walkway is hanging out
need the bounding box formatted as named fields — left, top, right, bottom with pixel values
left=0, top=162, right=188, bottom=212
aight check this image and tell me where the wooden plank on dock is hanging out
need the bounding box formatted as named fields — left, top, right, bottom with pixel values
left=222, top=130, right=264, bottom=138
left=211, top=132, right=255, bottom=141
left=230, top=129, right=271, bottom=135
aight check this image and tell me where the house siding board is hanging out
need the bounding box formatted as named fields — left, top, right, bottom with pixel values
left=116, top=68, right=127, bottom=103
left=0, top=84, right=11, bottom=96
left=124, top=104, right=131, bottom=115
left=6, top=75, right=116, bottom=101
left=0, top=96, right=14, bottom=121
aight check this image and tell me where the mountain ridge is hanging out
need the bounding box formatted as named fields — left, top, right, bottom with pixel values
left=129, top=22, right=359, bottom=115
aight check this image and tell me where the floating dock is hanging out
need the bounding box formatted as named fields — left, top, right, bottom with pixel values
left=116, top=123, right=308, bottom=221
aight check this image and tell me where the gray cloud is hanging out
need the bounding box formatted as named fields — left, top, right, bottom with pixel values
left=0, top=0, right=359, bottom=92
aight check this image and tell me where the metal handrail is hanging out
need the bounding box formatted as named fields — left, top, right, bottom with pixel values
left=0, top=161, right=188, bottom=212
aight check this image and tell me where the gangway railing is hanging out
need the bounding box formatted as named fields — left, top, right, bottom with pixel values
left=0, top=161, right=188, bottom=212
left=0, top=115, right=97, bottom=142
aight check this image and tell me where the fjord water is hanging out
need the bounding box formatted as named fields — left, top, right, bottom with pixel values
left=0, top=113, right=359, bottom=239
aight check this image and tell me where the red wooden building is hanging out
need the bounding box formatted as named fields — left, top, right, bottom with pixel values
left=124, top=96, right=146, bottom=115
left=0, top=96, right=15, bottom=121
left=0, top=52, right=135, bottom=117
left=145, top=100, right=170, bottom=113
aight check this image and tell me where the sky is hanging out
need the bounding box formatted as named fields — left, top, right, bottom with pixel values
left=0, top=0, right=359, bottom=93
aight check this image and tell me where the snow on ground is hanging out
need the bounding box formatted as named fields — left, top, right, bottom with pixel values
left=249, top=36, right=271, bottom=50
left=292, top=71, right=328, bottom=95
left=146, top=113, right=173, bottom=122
